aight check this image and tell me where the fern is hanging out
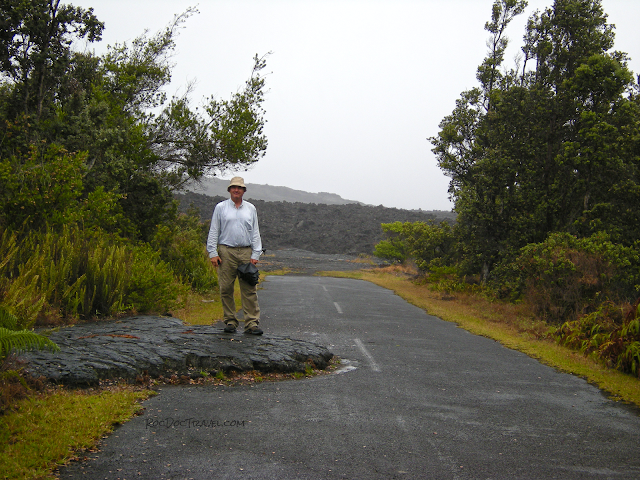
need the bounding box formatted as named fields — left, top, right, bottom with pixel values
left=0, top=307, right=18, bottom=329
left=0, top=328, right=60, bottom=357
left=0, top=307, right=59, bottom=359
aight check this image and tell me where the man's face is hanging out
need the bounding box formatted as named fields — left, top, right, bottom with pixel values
left=229, top=186, right=245, bottom=203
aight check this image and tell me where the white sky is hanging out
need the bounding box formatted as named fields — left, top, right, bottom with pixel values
left=71, top=0, right=640, bottom=211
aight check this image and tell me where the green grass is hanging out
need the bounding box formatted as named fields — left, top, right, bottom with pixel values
left=0, top=387, right=154, bottom=479
left=321, top=268, right=640, bottom=408
left=173, top=280, right=242, bottom=326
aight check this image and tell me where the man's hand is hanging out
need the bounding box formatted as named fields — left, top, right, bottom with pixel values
left=210, top=256, right=221, bottom=267
left=250, top=258, right=259, bottom=265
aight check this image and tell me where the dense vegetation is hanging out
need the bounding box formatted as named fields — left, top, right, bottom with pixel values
left=375, top=0, right=640, bottom=376
left=0, top=0, right=268, bottom=354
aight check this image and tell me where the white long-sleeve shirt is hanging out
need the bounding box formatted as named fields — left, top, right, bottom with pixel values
left=207, top=199, right=263, bottom=261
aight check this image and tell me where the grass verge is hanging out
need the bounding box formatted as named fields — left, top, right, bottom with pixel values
left=0, top=386, right=154, bottom=479
left=320, top=267, right=640, bottom=408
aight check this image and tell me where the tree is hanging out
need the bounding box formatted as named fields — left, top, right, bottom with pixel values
left=0, top=0, right=103, bottom=121
left=430, top=0, right=527, bottom=277
left=430, top=0, right=640, bottom=280
left=147, top=52, right=269, bottom=189
left=0, top=3, right=269, bottom=240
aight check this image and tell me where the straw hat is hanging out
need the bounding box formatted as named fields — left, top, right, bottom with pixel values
left=227, top=176, right=246, bottom=191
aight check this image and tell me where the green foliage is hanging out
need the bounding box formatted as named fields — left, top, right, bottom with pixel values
left=476, top=0, right=527, bottom=110
left=0, top=0, right=104, bottom=121
left=151, top=210, right=217, bottom=293
left=0, top=307, right=17, bottom=330
left=430, top=0, right=640, bottom=280
left=492, top=232, right=639, bottom=323
left=125, top=244, right=187, bottom=314
left=374, top=221, right=456, bottom=273
left=0, top=235, right=47, bottom=328
left=83, top=241, right=129, bottom=317
left=0, top=132, right=129, bottom=235
left=79, top=186, right=129, bottom=234
left=555, top=299, right=640, bottom=376
left=373, top=239, right=406, bottom=263
left=1, top=5, right=269, bottom=243
left=373, top=222, right=408, bottom=263
left=0, top=328, right=59, bottom=359
left=425, top=266, right=474, bottom=294
left=0, top=307, right=59, bottom=360
left=402, top=221, right=456, bottom=272
left=0, top=3, right=268, bottom=328
left=0, top=227, right=19, bottom=293
left=0, top=142, right=85, bottom=231
left=1, top=225, right=114, bottom=323
left=0, top=224, right=190, bottom=324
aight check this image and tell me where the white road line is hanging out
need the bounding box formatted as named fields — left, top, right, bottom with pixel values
left=354, top=338, right=381, bottom=372
left=333, top=302, right=343, bottom=314
left=322, top=285, right=328, bottom=292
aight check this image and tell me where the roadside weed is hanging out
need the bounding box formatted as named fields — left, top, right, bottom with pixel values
left=0, top=387, right=153, bottom=479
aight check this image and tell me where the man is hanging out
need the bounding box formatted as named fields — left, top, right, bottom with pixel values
left=207, top=176, right=263, bottom=335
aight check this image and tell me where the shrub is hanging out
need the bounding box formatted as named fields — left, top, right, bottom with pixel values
left=374, top=221, right=456, bottom=272
left=493, top=232, right=639, bottom=323
left=83, top=241, right=129, bottom=317
left=0, top=228, right=48, bottom=328
left=404, top=221, right=455, bottom=272
left=125, top=245, right=188, bottom=314
left=555, top=298, right=640, bottom=376
left=0, top=144, right=86, bottom=231
left=373, top=239, right=406, bottom=263
left=0, top=225, right=125, bottom=324
left=373, top=222, right=408, bottom=263
left=0, top=224, right=190, bottom=323
left=426, top=265, right=472, bottom=294
left=151, top=211, right=217, bottom=293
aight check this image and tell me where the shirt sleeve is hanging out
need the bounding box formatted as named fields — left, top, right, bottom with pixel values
left=207, top=204, right=221, bottom=258
left=250, top=208, right=263, bottom=261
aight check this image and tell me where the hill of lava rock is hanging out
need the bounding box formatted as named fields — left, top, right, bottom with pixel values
left=176, top=191, right=455, bottom=256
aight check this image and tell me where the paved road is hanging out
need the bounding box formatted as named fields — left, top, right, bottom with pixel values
left=59, top=276, right=640, bottom=479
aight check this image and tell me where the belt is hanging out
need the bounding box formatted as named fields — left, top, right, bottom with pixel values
left=220, top=244, right=250, bottom=248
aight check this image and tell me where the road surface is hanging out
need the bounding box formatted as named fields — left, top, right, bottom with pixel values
left=59, top=275, right=640, bottom=479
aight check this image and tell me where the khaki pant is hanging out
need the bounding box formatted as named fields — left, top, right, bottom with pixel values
left=217, top=245, right=260, bottom=330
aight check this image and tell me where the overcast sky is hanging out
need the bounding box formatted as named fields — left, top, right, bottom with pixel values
left=71, top=0, right=640, bottom=211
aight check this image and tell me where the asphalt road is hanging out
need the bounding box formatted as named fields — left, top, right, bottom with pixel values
left=59, top=275, right=640, bottom=480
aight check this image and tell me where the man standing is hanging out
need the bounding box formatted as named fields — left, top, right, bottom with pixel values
left=207, top=177, right=263, bottom=335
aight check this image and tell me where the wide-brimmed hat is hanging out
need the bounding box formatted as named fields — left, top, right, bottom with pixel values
left=227, top=176, right=246, bottom=191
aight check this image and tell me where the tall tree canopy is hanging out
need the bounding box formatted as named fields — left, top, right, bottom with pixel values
left=0, top=1, right=268, bottom=240
left=430, top=0, right=640, bottom=278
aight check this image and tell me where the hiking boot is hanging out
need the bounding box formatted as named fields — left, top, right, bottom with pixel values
left=244, top=327, right=263, bottom=335
left=223, top=324, right=237, bottom=333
